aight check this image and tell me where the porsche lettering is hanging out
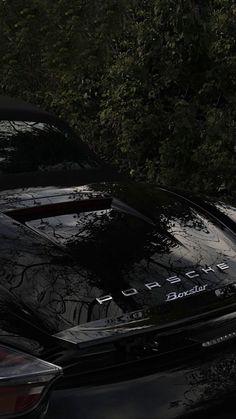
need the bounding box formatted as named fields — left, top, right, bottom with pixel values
left=96, top=263, right=229, bottom=304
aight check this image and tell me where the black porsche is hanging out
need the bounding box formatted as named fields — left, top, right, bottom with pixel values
left=0, top=96, right=236, bottom=418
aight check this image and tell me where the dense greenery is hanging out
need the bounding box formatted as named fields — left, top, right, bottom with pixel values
left=0, top=0, right=235, bottom=193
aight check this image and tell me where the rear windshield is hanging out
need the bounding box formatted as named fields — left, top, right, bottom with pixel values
left=0, top=120, right=100, bottom=174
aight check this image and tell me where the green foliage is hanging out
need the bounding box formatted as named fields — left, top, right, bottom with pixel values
left=0, top=0, right=235, bottom=193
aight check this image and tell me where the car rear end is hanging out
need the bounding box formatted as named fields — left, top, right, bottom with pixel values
left=45, top=308, right=236, bottom=419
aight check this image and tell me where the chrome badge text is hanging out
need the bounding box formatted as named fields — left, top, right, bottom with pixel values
left=96, top=262, right=229, bottom=304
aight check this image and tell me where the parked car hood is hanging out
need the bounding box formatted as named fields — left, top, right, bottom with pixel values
left=0, top=181, right=236, bottom=354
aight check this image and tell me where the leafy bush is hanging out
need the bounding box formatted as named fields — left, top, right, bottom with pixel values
left=0, top=0, right=235, bottom=193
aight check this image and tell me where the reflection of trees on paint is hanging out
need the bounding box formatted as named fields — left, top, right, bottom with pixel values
left=183, top=351, right=236, bottom=414
left=0, top=183, right=236, bottom=349
left=0, top=120, right=99, bottom=174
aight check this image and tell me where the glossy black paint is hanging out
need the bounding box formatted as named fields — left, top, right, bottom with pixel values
left=46, top=340, right=236, bottom=419
left=1, top=99, right=236, bottom=418
left=1, top=181, right=236, bottom=346
left=1, top=178, right=236, bottom=418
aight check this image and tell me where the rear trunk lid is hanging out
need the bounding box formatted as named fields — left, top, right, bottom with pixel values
left=1, top=182, right=236, bottom=350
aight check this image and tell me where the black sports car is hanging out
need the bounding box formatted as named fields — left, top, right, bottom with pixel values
left=1, top=96, right=236, bottom=419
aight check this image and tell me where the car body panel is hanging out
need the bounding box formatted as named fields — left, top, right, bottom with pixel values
left=1, top=97, right=236, bottom=418
left=0, top=181, right=236, bottom=354
left=46, top=340, right=236, bottom=419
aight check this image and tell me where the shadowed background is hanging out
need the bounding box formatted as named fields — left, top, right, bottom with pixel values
left=0, top=0, right=235, bottom=194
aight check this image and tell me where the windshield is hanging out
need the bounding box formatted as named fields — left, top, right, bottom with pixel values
left=0, top=120, right=100, bottom=174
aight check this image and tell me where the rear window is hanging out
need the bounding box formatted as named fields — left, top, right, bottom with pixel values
left=0, top=120, right=99, bottom=174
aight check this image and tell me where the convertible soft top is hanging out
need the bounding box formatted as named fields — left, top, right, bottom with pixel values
left=0, top=95, right=67, bottom=129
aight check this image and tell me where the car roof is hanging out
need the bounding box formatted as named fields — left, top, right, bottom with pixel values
left=0, top=95, right=67, bottom=129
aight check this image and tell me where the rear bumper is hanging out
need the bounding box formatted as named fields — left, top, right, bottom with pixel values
left=46, top=343, right=236, bottom=419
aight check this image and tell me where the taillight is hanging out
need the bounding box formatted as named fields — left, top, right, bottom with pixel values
left=0, top=344, right=62, bottom=417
